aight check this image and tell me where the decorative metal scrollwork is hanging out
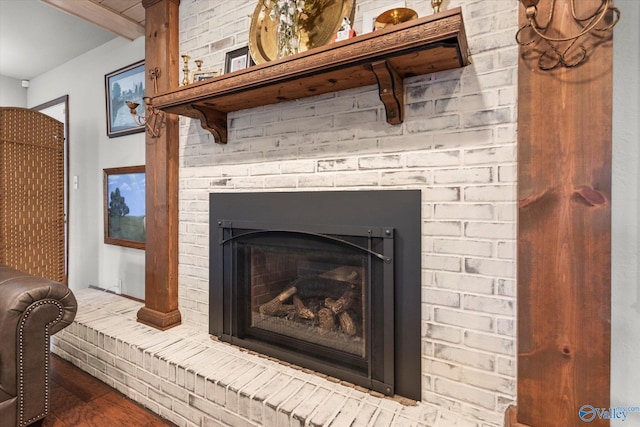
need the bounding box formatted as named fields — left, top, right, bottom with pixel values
left=516, top=0, right=620, bottom=70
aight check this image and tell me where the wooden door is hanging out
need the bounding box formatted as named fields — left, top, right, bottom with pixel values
left=0, top=107, right=66, bottom=283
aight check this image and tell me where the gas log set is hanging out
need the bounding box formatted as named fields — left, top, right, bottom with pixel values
left=257, top=267, right=363, bottom=339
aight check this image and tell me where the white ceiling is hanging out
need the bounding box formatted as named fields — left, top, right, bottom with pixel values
left=0, top=0, right=143, bottom=81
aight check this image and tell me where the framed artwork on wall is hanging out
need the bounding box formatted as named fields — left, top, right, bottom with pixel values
left=225, top=47, right=255, bottom=74
left=103, top=165, right=146, bottom=249
left=105, top=60, right=145, bottom=138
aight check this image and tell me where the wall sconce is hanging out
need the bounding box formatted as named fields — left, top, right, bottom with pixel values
left=126, top=97, right=165, bottom=138
left=516, top=0, right=620, bottom=70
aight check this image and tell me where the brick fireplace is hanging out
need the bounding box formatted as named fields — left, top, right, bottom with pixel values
left=173, top=1, right=518, bottom=425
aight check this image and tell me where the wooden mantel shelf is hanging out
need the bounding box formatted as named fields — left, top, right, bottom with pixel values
left=152, top=8, right=469, bottom=144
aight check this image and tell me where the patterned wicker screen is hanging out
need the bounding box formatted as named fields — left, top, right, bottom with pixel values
left=0, top=107, right=65, bottom=283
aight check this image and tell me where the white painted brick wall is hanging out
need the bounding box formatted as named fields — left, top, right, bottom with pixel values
left=175, top=1, right=518, bottom=426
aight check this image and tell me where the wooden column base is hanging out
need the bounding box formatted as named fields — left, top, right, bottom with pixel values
left=137, top=307, right=181, bottom=331
left=504, top=406, right=531, bottom=427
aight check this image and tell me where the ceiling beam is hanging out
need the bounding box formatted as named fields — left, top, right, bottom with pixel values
left=43, top=0, right=144, bottom=41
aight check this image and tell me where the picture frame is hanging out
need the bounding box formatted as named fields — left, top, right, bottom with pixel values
left=105, top=60, right=145, bottom=138
left=225, top=47, right=255, bottom=74
left=104, top=165, right=146, bottom=249
left=191, top=68, right=221, bottom=83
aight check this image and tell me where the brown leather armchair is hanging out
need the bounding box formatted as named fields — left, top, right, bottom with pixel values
left=0, top=265, right=77, bottom=427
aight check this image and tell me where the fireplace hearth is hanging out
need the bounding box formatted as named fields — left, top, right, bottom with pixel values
left=210, top=191, right=421, bottom=399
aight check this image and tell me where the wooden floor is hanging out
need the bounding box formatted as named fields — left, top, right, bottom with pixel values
left=37, top=354, right=175, bottom=427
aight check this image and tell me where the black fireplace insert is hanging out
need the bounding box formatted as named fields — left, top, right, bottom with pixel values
left=209, top=190, right=421, bottom=399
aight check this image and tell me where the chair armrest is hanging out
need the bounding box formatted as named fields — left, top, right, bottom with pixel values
left=0, top=265, right=77, bottom=426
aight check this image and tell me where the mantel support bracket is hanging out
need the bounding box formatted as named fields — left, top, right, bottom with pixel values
left=190, top=105, right=228, bottom=144
left=371, top=60, right=404, bottom=125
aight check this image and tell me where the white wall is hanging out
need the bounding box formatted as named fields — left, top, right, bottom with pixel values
left=0, top=75, right=27, bottom=107
left=26, top=37, right=146, bottom=299
left=612, top=0, right=640, bottom=423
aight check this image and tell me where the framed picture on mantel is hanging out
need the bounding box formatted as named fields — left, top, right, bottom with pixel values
left=225, top=47, right=255, bottom=74
left=103, top=165, right=146, bottom=249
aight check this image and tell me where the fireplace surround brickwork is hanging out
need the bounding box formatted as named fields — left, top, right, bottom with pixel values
left=171, top=0, right=518, bottom=426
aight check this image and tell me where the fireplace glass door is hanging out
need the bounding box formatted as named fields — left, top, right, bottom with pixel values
left=215, top=222, right=395, bottom=394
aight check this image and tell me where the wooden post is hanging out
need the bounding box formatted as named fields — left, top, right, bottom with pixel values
left=137, top=0, right=181, bottom=330
left=513, top=0, right=612, bottom=425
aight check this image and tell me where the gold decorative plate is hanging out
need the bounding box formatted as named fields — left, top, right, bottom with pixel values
left=249, top=0, right=355, bottom=64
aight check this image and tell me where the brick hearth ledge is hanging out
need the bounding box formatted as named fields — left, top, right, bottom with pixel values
left=51, top=288, right=476, bottom=426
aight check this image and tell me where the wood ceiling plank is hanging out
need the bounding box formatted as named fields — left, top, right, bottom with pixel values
left=43, top=0, right=144, bottom=40
left=124, top=2, right=146, bottom=25
left=97, top=0, right=137, bottom=13
left=98, top=0, right=145, bottom=24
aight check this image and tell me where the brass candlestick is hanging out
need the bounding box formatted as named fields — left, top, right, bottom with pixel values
left=181, top=54, right=191, bottom=85
left=195, top=59, right=203, bottom=71
left=431, top=0, right=443, bottom=14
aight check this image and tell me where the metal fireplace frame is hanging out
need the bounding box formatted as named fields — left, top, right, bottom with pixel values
left=209, top=190, right=421, bottom=400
